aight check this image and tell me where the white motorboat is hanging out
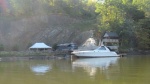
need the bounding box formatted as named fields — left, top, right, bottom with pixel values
left=71, top=46, right=119, bottom=57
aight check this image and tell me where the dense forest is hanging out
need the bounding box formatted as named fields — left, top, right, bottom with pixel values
left=0, top=0, right=150, bottom=51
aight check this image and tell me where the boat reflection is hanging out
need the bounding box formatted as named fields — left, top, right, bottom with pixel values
left=72, top=57, right=119, bottom=76
left=30, top=65, right=51, bottom=75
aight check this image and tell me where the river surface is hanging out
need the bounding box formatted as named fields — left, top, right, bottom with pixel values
left=0, top=55, right=150, bottom=84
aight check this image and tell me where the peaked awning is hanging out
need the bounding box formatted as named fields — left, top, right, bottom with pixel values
left=29, top=43, right=51, bottom=49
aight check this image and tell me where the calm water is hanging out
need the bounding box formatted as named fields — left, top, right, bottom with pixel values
left=0, top=56, right=150, bottom=84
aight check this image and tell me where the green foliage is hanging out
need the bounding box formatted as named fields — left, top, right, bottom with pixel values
left=12, top=44, right=19, bottom=51
left=135, top=18, right=150, bottom=50
left=52, top=43, right=58, bottom=51
left=0, top=44, right=4, bottom=51
left=124, top=5, right=145, bottom=21
left=95, top=0, right=126, bottom=32
left=0, top=0, right=96, bottom=19
left=95, top=0, right=150, bottom=50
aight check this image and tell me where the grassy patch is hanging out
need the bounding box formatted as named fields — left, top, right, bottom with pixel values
left=0, top=51, right=53, bottom=57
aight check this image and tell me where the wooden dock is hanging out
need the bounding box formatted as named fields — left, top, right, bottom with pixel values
left=118, top=53, right=127, bottom=57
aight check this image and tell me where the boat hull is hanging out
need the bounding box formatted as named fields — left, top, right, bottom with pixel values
left=72, top=51, right=119, bottom=57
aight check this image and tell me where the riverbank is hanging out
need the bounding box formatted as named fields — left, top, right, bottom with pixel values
left=0, top=50, right=150, bottom=58
left=0, top=51, right=71, bottom=62
left=0, top=50, right=74, bottom=56
left=126, top=50, right=150, bottom=56
left=0, top=51, right=54, bottom=57
left=0, top=51, right=71, bottom=61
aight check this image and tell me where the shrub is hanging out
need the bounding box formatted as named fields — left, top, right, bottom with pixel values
left=0, top=44, right=4, bottom=51
left=12, top=44, right=19, bottom=51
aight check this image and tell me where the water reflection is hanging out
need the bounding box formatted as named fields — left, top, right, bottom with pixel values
left=1, top=56, right=150, bottom=84
left=72, top=57, right=119, bottom=76
left=30, top=65, right=51, bottom=75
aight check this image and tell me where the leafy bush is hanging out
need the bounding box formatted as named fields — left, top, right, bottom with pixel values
left=12, top=44, right=19, bottom=51
left=0, top=44, right=4, bottom=51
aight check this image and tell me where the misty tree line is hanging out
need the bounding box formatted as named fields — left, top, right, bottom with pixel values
left=0, top=0, right=150, bottom=51
left=0, top=0, right=96, bottom=18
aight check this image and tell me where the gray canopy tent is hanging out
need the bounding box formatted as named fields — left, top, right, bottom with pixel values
left=29, top=42, right=52, bottom=51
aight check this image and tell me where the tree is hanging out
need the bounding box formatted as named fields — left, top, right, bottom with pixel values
left=124, top=5, right=145, bottom=21
left=0, top=44, right=4, bottom=51
left=135, top=18, right=150, bottom=50
left=12, top=44, right=19, bottom=51
left=95, top=0, right=147, bottom=50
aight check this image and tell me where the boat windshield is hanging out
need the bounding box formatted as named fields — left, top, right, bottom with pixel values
left=95, top=46, right=106, bottom=50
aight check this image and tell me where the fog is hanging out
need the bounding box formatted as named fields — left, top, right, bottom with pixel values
left=0, top=0, right=96, bottom=51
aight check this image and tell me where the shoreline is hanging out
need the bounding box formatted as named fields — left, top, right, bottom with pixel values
left=126, top=50, right=150, bottom=56
left=0, top=51, right=70, bottom=61
left=0, top=51, right=54, bottom=57
left=0, top=50, right=150, bottom=57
